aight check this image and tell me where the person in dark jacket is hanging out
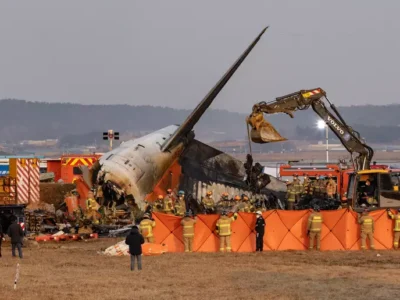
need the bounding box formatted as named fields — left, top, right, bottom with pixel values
left=255, top=211, right=265, bottom=252
left=125, top=226, right=144, bottom=271
left=0, top=222, right=3, bottom=257
left=7, top=218, right=24, bottom=258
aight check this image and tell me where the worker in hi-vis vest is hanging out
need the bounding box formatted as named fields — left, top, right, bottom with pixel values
left=216, top=211, right=238, bottom=252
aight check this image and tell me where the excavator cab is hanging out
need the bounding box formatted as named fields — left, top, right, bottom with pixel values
left=345, top=170, right=400, bottom=210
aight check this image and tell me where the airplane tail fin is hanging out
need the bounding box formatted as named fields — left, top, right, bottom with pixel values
left=161, top=26, right=269, bottom=152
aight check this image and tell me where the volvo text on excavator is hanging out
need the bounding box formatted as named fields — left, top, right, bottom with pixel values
left=247, top=88, right=400, bottom=210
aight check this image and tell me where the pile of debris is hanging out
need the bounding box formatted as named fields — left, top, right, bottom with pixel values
left=296, top=196, right=341, bottom=210
left=33, top=231, right=98, bottom=242
left=25, top=202, right=58, bottom=233
left=102, top=240, right=168, bottom=256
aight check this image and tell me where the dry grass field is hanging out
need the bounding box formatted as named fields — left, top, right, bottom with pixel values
left=1, top=239, right=400, bottom=300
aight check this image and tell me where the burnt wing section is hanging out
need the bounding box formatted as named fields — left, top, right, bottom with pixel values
left=178, top=140, right=286, bottom=206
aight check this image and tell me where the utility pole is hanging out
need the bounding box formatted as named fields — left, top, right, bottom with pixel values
left=326, top=125, right=329, bottom=163
left=103, top=130, right=119, bottom=151
left=318, top=120, right=329, bottom=163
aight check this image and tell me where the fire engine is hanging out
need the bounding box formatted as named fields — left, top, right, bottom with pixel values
left=46, top=154, right=102, bottom=183
left=279, top=162, right=400, bottom=204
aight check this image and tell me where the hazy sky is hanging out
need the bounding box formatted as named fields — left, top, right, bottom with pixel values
left=1, top=0, right=399, bottom=113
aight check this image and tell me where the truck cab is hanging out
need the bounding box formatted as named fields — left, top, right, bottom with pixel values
left=345, top=170, right=400, bottom=211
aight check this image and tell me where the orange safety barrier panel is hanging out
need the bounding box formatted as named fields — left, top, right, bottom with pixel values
left=151, top=209, right=399, bottom=252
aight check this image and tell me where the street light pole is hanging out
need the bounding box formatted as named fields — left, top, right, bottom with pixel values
left=317, top=120, right=329, bottom=163
left=325, top=125, right=329, bottom=163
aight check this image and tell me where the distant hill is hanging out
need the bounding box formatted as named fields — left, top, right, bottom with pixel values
left=0, top=99, right=400, bottom=144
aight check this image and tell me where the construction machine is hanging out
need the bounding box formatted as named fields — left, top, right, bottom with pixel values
left=247, top=88, right=400, bottom=209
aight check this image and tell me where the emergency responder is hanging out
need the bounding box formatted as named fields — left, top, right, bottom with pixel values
left=358, top=207, right=375, bottom=250
left=181, top=212, right=197, bottom=252
left=286, top=181, right=296, bottom=210
left=313, top=176, right=326, bottom=198
left=85, top=191, right=99, bottom=224
left=387, top=208, right=400, bottom=249
left=153, top=195, right=164, bottom=212
left=174, top=190, right=186, bottom=216
left=312, top=177, right=320, bottom=198
left=320, top=176, right=327, bottom=197
left=234, top=195, right=244, bottom=212
left=255, top=211, right=265, bottom=252
left=326, top=174, right=337, bottom=199
left=163, top=189, right=174, bottom=214
left=216, top=211, right=238, bottom=252
left=293, top=174, right=303, bottom=202
left=217, top=193, right=231, bottom=212
left=249, top=196, right=257, bottom=212
left=363, top=179, right=377, bottom=206
left=302, top=174, right=312, bottom=197
left=307, top=205, right=323, bottom=250
left=241, top=195, right=253, bottom=212
left=229, top=195, right=237, bottom=209
left=139, top=213, right=156, bottom=243
left=201, top=191, right=215, bottom=214
left=253, top=195, right=265, bottom=211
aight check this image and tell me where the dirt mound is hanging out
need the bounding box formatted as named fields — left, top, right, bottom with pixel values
left=40, top=183, right=75, bottom=207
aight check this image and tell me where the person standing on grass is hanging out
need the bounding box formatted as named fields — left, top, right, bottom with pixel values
left=125, top=225, right=144, bottom=271
left=255, top=211, right=265, bottom=252
left=7, top=217, right=24, bottom=258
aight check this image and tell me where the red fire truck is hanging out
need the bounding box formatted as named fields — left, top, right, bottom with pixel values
left=45, top=154, right=102, bottom=183
left=279, top=162, right=399, bottom=200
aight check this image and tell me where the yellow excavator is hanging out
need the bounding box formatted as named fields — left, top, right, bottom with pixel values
left=246, top=88, right=400, bottom=209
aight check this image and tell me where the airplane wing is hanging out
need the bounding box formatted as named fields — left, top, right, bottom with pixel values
left=161, top=26, right=269, bottom=152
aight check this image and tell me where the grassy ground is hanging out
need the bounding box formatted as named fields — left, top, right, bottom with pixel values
left=1, top=239, right=400, bottom=300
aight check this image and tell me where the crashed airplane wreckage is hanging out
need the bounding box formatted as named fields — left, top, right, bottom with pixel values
left=82, top=27, right=286, bottom=217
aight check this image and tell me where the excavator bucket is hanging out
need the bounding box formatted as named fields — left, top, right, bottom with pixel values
left=247, top=112, right=287, bottom=143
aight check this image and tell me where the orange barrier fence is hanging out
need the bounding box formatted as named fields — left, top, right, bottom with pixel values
left=151, top=209, right=396, bottom=251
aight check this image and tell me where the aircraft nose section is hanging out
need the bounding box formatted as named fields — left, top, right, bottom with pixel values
left=97, top=159, right=144, bottom=208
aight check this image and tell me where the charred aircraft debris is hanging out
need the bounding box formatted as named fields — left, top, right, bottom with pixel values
left=84, top=27, right=288, bottom=215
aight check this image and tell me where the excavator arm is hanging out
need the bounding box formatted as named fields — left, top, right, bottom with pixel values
left=246, top=88, right=374, bottom=171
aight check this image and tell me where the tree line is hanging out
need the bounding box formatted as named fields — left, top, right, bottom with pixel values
left=0, top=99, right=399, bottom=144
